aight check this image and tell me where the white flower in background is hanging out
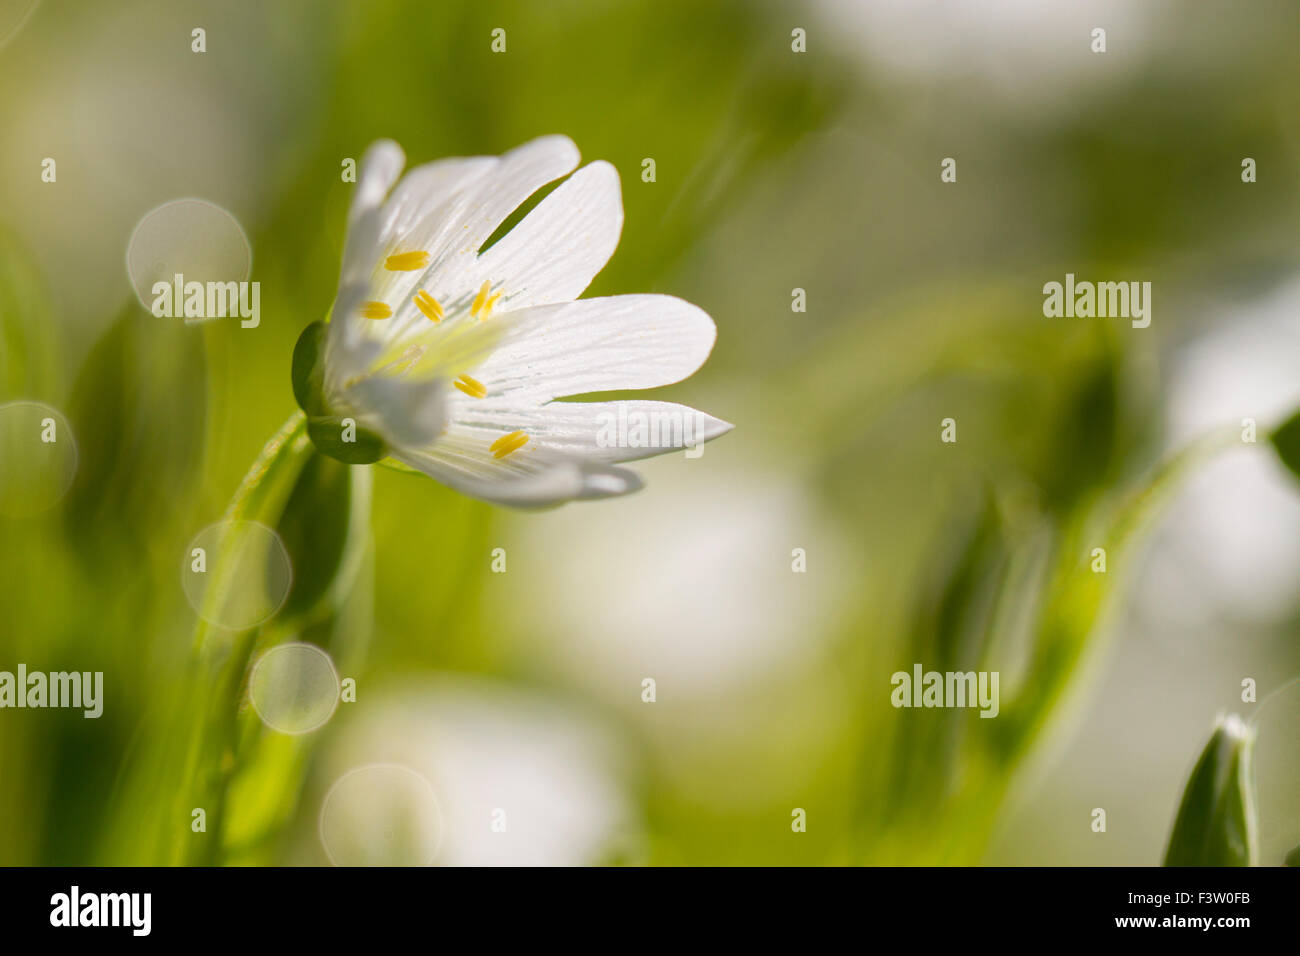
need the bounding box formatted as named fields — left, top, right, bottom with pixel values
left=296, top=135, right=731, bottom=507
left=500, top=460, right=862, bottom=810
left=811, top=0, right=1160, bottom=108
left=1137, top=278, right=1300, bottom=629
left=311, top=676, right=637, bottom=867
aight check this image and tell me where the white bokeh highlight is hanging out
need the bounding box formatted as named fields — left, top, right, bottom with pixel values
left=181, top=520, right=292, bottom=631
left=0, top=400, right=78, bottom=517
left=314, top=676, right=635, bottom=866
left=125, top=198, right=251, bottom=318
left=507, top=459, right=859, bottom=702
left=318, top=764, right=443, bottom=867
left=248, top=642, right=340, bottom=735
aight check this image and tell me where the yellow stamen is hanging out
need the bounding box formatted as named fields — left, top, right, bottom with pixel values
left=360, top=300, right=392, bottom=319
left=470, top=280, right=503, bottom=320
left=454, top=374, right=487, bottom=399
left=384, top=251, right=431, bottom=271
left=490, top=430, right=529, bottom=459
left=413, top=289, right=443, bottom=322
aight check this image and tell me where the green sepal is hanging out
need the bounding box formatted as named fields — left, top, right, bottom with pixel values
left=305, top=415, right=386, bottom=464
left=292, top=320, right=388, bottom=465
left=291, top=320, right=330, bottom=416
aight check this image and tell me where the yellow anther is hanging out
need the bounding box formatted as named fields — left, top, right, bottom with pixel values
left=470, top=280, right=503, bottom=320
left=360, top=301, right=392, bottom=319
left=490, top=430, right=529, bottom=459
left=454, top=374, right=487, bottom=399
left=413, top=289, right=443, bottom=322
left=384, top=251, right=431, bottom=271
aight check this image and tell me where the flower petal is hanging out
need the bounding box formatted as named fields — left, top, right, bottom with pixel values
left=462, top=294, right=717, bottom=404
left=343, top=376, right=448, bottom=450
left=468, top=160, right=623, bottom=311
left=349, top=140, right=405, bottom=228
left=339, top=140, right=406, bottom=289
left=376, top=156, right=496, bottom=242
left=393, top=427, right=644, bottom=507
left=382, top=135, right=582, bottom=316
left=450, top=400, right=733, bottom=463
left=334, top=136, right=579, bottom=351
left=449, top=135, right=581, bottom=260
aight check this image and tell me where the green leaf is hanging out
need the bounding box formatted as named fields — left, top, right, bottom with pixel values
left=879, top=490, right=1008, bottom=819
left=996, top=429, right=1234, bottom=760
left=292, top=320, right=388, bottom=464
left=1034, top=352, right=1119, bottom=514
left=1164, top=714, right=1258, bottom=867
left=1269, top=407, right=1300, bottom=482
left=275, top=452, right=370, bottom=622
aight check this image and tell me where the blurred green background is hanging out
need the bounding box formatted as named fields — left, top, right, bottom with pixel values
left=0, top=0, right=1298, bottom=865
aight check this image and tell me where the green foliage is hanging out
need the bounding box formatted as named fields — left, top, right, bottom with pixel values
left=1269, top=408, right=1300, bottom=483
left=275, top=452, right=357, bottom=621
left=1164, top=715, right=1258, bottom=867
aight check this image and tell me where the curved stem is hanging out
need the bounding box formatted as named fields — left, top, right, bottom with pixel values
left=1248, top=676, right=1300, bottom=730
left=178, top=409, right=312, bottom=864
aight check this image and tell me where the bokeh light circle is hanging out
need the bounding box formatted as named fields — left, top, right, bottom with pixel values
left=319, top=764, right=443, bottom=867
left=125, top=198, right=251, bottom=320
left=248, top=642, right=340, bottom=735
left=181, top=520, right=292, bottom=631
left=0, top=401, right=78, bottom=517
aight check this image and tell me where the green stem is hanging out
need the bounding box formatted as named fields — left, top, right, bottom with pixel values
left=178, top=409, right=312, bottom=865
left=1000, top=424, right=1243, bottom=764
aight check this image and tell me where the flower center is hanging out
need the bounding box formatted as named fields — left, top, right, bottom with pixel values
left=345, top=250, right=529, bottom=460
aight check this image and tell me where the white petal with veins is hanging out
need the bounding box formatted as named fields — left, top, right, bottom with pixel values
left=395, top=432, right=644, bottom=507
left=466, top=294, right=718, bottom=404
left=319, top=136, right=731, bottom=505
left=468, top=160, right=623, bottom=312
left=450, top=400, right=733, bottom=463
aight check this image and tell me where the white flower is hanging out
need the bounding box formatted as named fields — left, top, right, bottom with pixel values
left=311, top=676, right=638, bottom=866
left=308, top=135, right=732, bottom=507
